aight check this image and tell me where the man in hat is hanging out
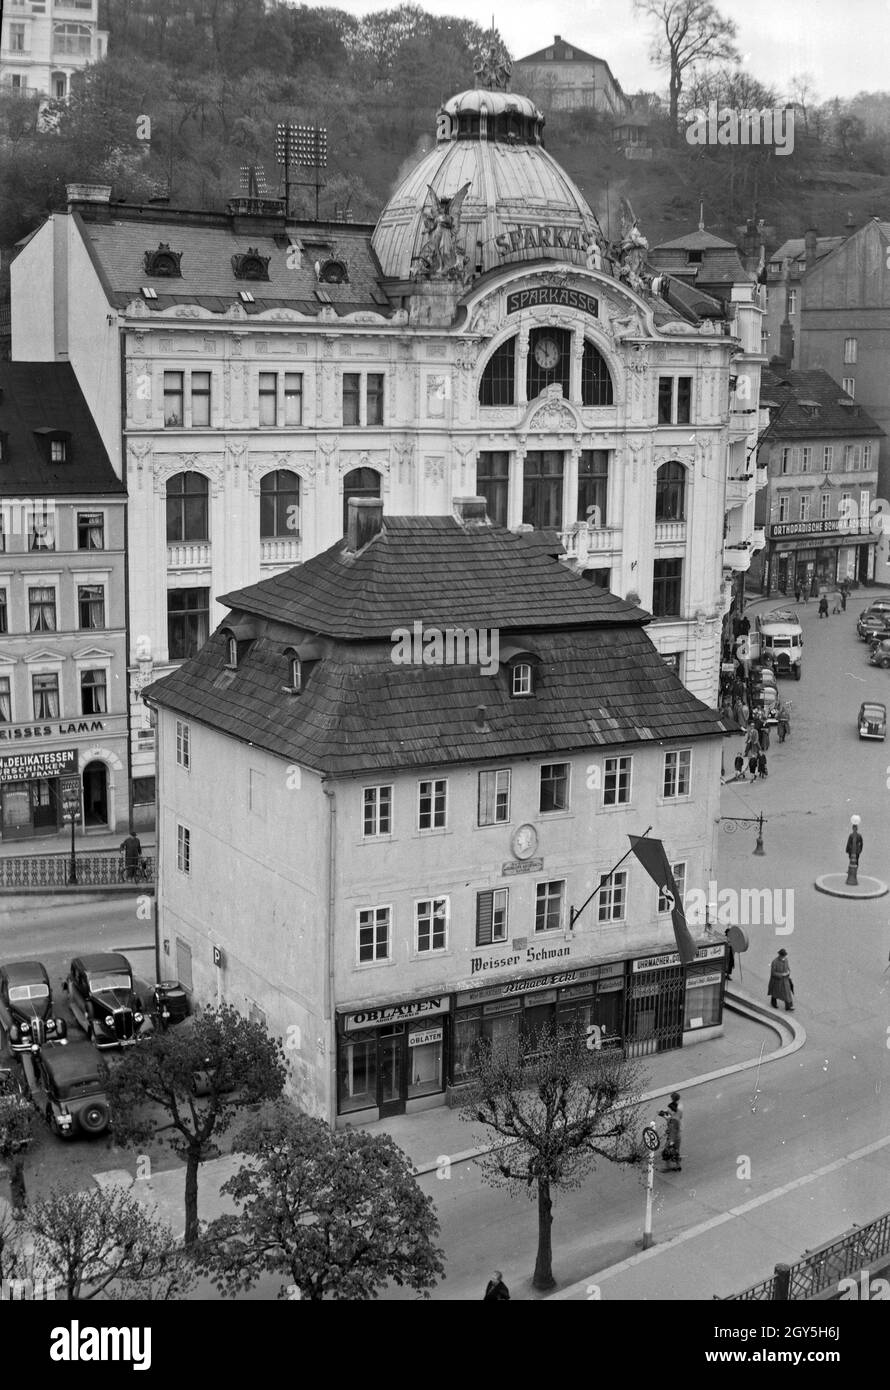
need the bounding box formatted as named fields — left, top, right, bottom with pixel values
left=483, top=1270, right=510, bottom=1301
left=769, top=948, right=794, bottom=1011
left=658, top=1093, right=684, bottom=1172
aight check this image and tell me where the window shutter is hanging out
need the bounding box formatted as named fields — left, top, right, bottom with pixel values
left=476, top=890, right=494, bottom=946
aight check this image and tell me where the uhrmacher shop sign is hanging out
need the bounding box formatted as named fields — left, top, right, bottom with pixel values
left=0, top=749, right=77, bottom=783
left=632, top=944, right=725, bottom=973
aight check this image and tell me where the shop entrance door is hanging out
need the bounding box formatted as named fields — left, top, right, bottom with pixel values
left=83, top=762, right=108, bottom=827
left=31, top=779, right=59, bottom=832
left=378, top=1027, right=406, bottom=1117
left=626, top=967, right=685, bottom=1057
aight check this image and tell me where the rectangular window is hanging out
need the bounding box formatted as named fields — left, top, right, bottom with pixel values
left=167, top=588, right=209, bottom=661
left=77, top=512, right=104, bottom=549
left=258, top=372, right=278, bottom=426
left=801, top=446, right=811, bottom=473
left=577, top=449, right=608, bottom=525
left=652, top=558, right=682, bottom=617
left=476, top=452, right=509, bottom=527
left=778, top=495, right=789, bottom=522
left=163, top=371, right=184, bottom=427
left=50, top=438, right=67, bottom=463
left=823, top=446, right=833, bottom=471
left=418, top=778, right=447, bottom=830
left=842, top=377, right=855, bottom=399
left=10, top=23, right=26, bottom=50
left=342, top=373, right=361, bottom=426
left=0, top=676, right=10, bottom=723
left=28, top=586, right=56, bottom=632
left=843, top=445, right=853, bottom=470
left=658, top=377, right=691, bottom=424
left=863, top=444, right=872, bottom=469
left=478, top=768, right=511, bottom=825
left=284, top=373, right=303, bottom=426
left=32, top=672, right=59, bottom=720
left=780, top=447, right=791, bottom=474
left=539, top=762, right=569, bottom=813
left=662, top=748, right=691, bottom=798
left=844, top=337, right=858, bottom=364
left=603, top=755, right=632, bottom=806
left=658, top=862, right=686, bottom=914
left=176, top=823, right=190, bottom=874
left=176, top=719, right=190, bottom=770
left=132, top=777, right=155, bottom=806
left=416, top=897, right=448, bottom=953
left=80, top=668, right=107, bottom=715
left=28, top=505, right=55, bottom=551
left=476, top=887, right=508, bottom=945
left=176, top=937, right=193, bottom=991
left=522, top=450, right=564, bottom=529
left=535, top=879, right=565, bottom=933
left=77, top=584, right=105, bottom=630
left=597, top=869, right=627, bottom=922
left=190, top=371, right=211, bottom=427
left=799, top=496, right=810, bottom=522
left=366, top=373, right=384, bottom=426
left=0, top=590, right=6, bottom=634
left=358, top=905, right=390, bottom=963
left=676, top=376, right=692, bottom=424
left=657, top=377, right=673, bottom=424
left=860, top=490, right=871, bottom=523
left=820, top=493, right=830, bottom=520
left=787, top=289, right=797, bottom=315
left=363, top=784, right=392, bottom=837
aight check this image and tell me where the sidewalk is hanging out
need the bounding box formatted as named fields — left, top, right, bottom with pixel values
left=0, top=831, right=155, bottom=860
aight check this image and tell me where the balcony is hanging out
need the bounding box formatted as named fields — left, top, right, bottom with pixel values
left=725, top=475, right=752, bottom=508
left=560, top=522, right=622, bottom=564
left=654, top=520, right=686, bottom=545
left=167, top=542, right=210, bottom=569
left=751, top=526, right=767, bottom=552
left=723, top=542, right=753, bottom=573
left=260, top=537, right=300, bottom=566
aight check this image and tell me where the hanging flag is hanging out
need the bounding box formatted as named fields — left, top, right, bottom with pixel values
left=628, top=834, right=697, bottom=965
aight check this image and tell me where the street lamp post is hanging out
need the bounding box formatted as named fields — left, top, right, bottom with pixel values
left=720, top=811, right=767, bottom=855
left=62, top=791, right=80, bottom=885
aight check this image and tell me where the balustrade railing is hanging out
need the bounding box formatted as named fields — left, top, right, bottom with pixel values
left=0, top=853, right=155, bottom=889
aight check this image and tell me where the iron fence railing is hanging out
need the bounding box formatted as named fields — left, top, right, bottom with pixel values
left=0, top=853, right=154, bottom=889
left=723, top=1210, right=890, bottom=1300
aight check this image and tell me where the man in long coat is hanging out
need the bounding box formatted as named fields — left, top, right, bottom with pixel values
left=769, top=948, right=794, bottom=1011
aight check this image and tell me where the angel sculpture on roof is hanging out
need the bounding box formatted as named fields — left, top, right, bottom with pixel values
left=612, top=197, right=650, bottom=294
left=473, top=31, right=512, bottom=90
left=414, top=181, right=472, bottom=280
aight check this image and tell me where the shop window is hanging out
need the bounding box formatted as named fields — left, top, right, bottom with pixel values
left=167, top=588, right=209, bottom=660
left=77, top=512, right=104, bottom=549
left=658, top=862, right=686, bottom=913
left=176, top=823, right=190, bottom=874
left=415, top=897, right=448, bottom=953
left=655, top=461, right=685, bottom=521
left=662, top=749, right=691, bottom=799
left=363, top=784, right=392, bottom=837
left=0, top=676, right=10, bottom=723
left=581, top=342, right=614, bottom=406
left=539, top=761, right=569, bottom=813
left=522, top=451, right=564, bottom=529
left=476, top=451, right=509, bottom=525
left=166, top=472, right=208, bottom=543
left=684, top=971, right=721, bottom=1028
left=535, top=879, right=565, bottom=932
left=190, top=372, right=211, bottom=428
left=80, top=668, right=107, bottom=716
left=77, top=584, right=105, bottom=631
left=339, top=1029, right=377, bottom=1113
left=417, top=778, right=447, bottom=830
left=476, top=887, right=508, bottom=945
left=527, top=327, right=571, bottom=401
left=284, top=373, right=303, bottom=426
left=341, top=467, right=381, bottom=532
left=578, top=450, right=608, bottom=523
left=478, top=768, right=510, bottom=825
left=32, top=672, right=59, bottom=720
left=652, top=559, right=682, bottom=617
left=408, top=1021, right=443, bottom=1099
left=176, top=719, right=190, bottom=770
left=28, top=586, right=56, bottom=633
left=596, top=869, right=627, bottom=922
left=603, top=755, right=631, bottom=806
left=163, top=372, right=184, bottom=426
left=357, top=905, right=390, bottom=963
left=260, top=470, right=300, bottom=538
left=479, top=338, right=516, bottom=406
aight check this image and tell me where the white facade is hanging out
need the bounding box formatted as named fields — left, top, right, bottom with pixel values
left=0, top=0, right=107, bottom=99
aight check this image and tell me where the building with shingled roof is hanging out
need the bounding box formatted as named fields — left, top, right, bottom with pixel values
left=145, top=499, right=731, bottom=1122
left=513, top=34, right=628, bottom=115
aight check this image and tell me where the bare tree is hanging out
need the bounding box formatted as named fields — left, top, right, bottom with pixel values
left=634, top=0, right=740, bottom=130
left=788, top=73, right=818, bottom=136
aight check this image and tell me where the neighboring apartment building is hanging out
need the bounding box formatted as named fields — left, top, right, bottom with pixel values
left=0, top=0, right=107, bottom=99
left=12, top=83, right=761, bottom=821
left=145, top=503, right=730, bottom=1123
left=751, top=366, right=882, bottom=595
left=513, top=34, right=628, bottom=115
left=0, top=362, right=127, bottom=840
left=761, top=231, right=845, bottom=367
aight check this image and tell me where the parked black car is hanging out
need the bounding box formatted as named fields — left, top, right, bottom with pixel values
left=34, top=1042, right=110, bottom=1140
left=149, top=980, right=191, bottom=1031
left=0, top=961, right=67, bottom=1053
left=63, top=953, right=151, bottom=1048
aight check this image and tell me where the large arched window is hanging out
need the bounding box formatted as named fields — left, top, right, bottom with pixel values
left=581, top=341, right=614, bottom=405
left=342, top=467, right=381, bottom=532
left=479, top=338, right=516, bottom=406
left=166, top=472, right=209, bottom=542
left=260, top=470, right=300, bottom=538
left=655, top=461, right=686, bottom=522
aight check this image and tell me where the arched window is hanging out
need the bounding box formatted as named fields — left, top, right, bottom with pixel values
left=655, top=461, right=686, bottom=522
left=260, top=470, right=300, bottom=538
left=342, top=467, right=381, bottom=532
left=166, top=472, right=209, bottom=542
left=53, top=22, right=91, bottom=56
left=581, top=341, right=614, bottom=406
left=479, top=338, right=516, bottom=406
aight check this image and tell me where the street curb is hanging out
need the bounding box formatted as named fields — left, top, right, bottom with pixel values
left=0, top=887, right=154, bottom=911
left=407, top=993, right=803, bottom=1178
left=814, top=874, right=888, bottom=899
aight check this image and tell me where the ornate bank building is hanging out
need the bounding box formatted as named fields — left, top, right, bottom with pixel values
left=12, top=60, right=763, bottom=820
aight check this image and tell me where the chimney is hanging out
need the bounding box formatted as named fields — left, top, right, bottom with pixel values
left=66, top=184, right=112, bottom=208
left=555, top=34, right=562, bottom=42
left=804, top=227, right=818, bottom=267
left=474, top=705, right=489, bottom=732
left=453, top=496, right=490, bottom=525
left=345, top=497, right=384, bottom=553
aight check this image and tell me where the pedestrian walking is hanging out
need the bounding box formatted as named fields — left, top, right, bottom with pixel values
left=739, top=614, right=751, bottom=637
left=818, top=593, right=829, bottom=618
left=659, top=1093, right=684, bottom=1172
left=757, top=749, right=768, bottom=778
left=810, top=576, right=819, bottom=600
left=733, top=751, right=746, bottom=780
left=776, top=700, right=790, bottom=742
left=759, top=723, right=771, bottom=752
left=794, top=584, right=801, bottom=604
left=768, top=948, right=794, bottom=1011
left=120, top=829, right=143, bottom=882
left=483, top=1270, right=510, bottom=1301
left=840, top=583, right=848, bottom=612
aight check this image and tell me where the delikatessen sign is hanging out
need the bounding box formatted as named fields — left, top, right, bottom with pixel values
left=0, top=749, right=77, bottom=783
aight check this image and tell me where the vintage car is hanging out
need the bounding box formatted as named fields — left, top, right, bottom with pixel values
left=858, top=702, right=887, bottom=740
left=34, top=1042, right=110, bottom=1139
left=0, top=961, right=67, bottom=1053
left=63, top=953, right=151, bottom=1048
left=757, top=611, right=803, bottom=680
left=857, top=602, right=890, bottom=641
left=868, top=637, right=890, bottom=669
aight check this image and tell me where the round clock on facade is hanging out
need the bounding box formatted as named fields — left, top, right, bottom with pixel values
left=533, top=336, right=560, bottom=370
left=511, top=823, right=539, bottom=860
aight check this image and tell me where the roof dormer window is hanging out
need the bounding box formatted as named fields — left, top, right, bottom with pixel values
left=226, top=635, right=237, bottom=669
left=232, top=247, right=270, bottom=281
left=50, top=438, right=67, bottom=463
left=238, top=290, right=255, bottom=304
left=221, top=624, right=254, bottom=669
left=317, top=258, right=348, bottom=284
left=143, top=243, right=182, bottom=277
left=511, top=662, right=533, bottom=697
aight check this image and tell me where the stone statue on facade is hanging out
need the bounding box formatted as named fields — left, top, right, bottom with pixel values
left=414, top=182, right=472, bottom=280
left=473, top=31, right=512, bottom=89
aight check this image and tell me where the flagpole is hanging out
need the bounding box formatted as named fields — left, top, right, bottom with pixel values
left=569, top=824, right=653, bottom=930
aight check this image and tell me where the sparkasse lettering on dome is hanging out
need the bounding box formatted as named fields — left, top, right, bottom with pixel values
left=495, top=224, right=597, bottom=257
